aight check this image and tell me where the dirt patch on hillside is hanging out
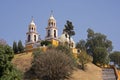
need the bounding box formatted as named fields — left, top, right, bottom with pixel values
left=68, top=63, right=102, bottom=80
left=12, top=52, right=33, bottom=72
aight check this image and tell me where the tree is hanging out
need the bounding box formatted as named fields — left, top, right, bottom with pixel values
left=78, top=50, right=92, bottom=70
left=63, top=20, right=75, bottom=45
left=76, top=39, right=86, bottom=51
left=109, top=51, right=120, bottom=65
left=13, top=41, right=18, bottom=53
left=25, top=48, right=74, bottom=80
left=0, top=44, right=22, bottom=80
left=86, top=28, right=113, bottom=66
left=41, top=40, right=52, bottom=46
left=18, top=40, right=24, bottom=53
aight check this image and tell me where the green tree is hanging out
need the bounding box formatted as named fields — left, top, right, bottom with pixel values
left=13, top=41, right=18, bottom=53
left=78, top=50, right=92, bottom=70
left=86, top=28, right=113, bottom=66
left=18, top=40, right=24, bottom=53
left=109, top=51, right=120, bottom=65
left=63, top=20, right=75, bottom=44
left=41, top=40, right=52, bottom=46
left=25, top=48, right=74, bottom=80
left=76, top=39, right=86, bottom=51
left=0, top=44, right=22, bottom=80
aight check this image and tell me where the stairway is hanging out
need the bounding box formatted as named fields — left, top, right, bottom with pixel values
left=102, top=68, right=116, bottom=80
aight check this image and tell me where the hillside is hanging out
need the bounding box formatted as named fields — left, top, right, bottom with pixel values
left=12, top=52, right=102, bottom=80
left=12, top=52, right=33, bottom=72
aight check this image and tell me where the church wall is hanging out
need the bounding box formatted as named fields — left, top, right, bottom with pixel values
left=51, top=39, right=59, bottom=47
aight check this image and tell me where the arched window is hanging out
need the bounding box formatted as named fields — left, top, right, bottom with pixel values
left=65, top=34, right=67, bottom=38
left=34, top=35, right=36, bottom=41
left=54, top=30, right=56, bottom=38
left=48, top=30, right=50, bottom=37
left=28, top=35, right=30, bottom=42
left=51, top=22, right=53, bottom=26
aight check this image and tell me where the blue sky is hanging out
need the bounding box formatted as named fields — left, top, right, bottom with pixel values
left=0, top=0, right=120, bottom=51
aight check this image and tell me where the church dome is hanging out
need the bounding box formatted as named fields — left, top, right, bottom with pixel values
left=59, top=33, right=69, bottom=43
left=59, top=33, right=76, bottom=48
left=28, top=17, right=37, bottom=32
left=48, top=15, right=56, bottom=23
left=49, top=15, right=55, bottom=20
left=30, top=19, right=35, bottom=25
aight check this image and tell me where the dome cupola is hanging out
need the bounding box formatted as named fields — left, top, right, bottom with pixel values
left=28, top=17, right=36, bottom=32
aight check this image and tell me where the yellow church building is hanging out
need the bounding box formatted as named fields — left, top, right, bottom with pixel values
left=25, top=12, right=79, bottom=57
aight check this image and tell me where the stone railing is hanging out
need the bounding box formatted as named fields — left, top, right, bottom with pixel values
left=102, top=68, right=117, bottom=80
left=111, top=66, right=120, bottom=80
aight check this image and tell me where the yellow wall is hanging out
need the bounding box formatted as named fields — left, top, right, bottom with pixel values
left=51, top=39, right=59, bottom=47
left=25, top=44, right=34, bottom=52
left=25, top=40, right=79, bottom=59
left=72, top=48, right=78, bottom=58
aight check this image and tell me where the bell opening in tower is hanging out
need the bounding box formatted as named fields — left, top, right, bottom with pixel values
left=28, top=35, right=31, bottom=42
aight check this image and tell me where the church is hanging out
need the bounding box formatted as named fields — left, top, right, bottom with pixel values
left=25, top=12, right=77, bottom=55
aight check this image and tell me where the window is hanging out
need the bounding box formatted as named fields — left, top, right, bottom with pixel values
left=34, top=35, right=36, bottom=41
left=48, top=30, right=50, bottom=37
left=52, top=22, right=53, bottom=26
left=54, top=30, right=56, bottom=38
left=65, top=34, right=67, bottom=38
left=28, top=35, right=30, bottom=42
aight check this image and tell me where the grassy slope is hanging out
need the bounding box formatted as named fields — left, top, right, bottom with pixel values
left=12, top=52, right=102, bottom=80
left=69, top=63, right=102, bottom=80
left=12, top=52, right=33, bottom=72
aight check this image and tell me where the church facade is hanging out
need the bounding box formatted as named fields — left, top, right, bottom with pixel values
left=25, top=12, right=76, bottom=53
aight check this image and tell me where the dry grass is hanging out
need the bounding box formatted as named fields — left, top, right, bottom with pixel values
left=12, top=52, right=33, bottom=72
left=12, top=52, right=102, bottom=80
left=68, top=63, right=102, bottom=80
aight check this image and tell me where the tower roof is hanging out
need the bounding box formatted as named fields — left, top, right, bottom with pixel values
left=30, top=16, right=35, bottom=25
left=49, top=11, right=55, bottom=20
left=49, top=15, right=55, bottom=20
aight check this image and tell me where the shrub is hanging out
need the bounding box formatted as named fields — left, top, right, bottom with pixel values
left=78, top=50, right=92, bottom=70
left=0, top=44, right=23, bottom=80
left=41, top=40, right=52, bottom=46
left=26, top=48, right=74, bottom=80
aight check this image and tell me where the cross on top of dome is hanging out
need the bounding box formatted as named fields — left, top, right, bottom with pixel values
left=30, top=16, right=35, bottom=25
left=49, top=10, right=55, bottom=20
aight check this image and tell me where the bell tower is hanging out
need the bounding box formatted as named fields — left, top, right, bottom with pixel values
left=25, top=17, right=39, bottom=51
left=45, top=11, right=58, bottom=41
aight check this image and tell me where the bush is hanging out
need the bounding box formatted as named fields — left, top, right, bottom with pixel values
left=25, top=48, right=74, bottom=80
left=78, top=50, right=92, bottom=70
left=56, top=45, right=77, bottom=66
left=0, top=44, right=23, bottom=80
left=41, top=40, right=52, bottom=46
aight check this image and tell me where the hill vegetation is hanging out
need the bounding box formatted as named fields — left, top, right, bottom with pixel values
left=0, top=41, right=22, bottom=80
left=12, top=50, right=102, bottom=80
